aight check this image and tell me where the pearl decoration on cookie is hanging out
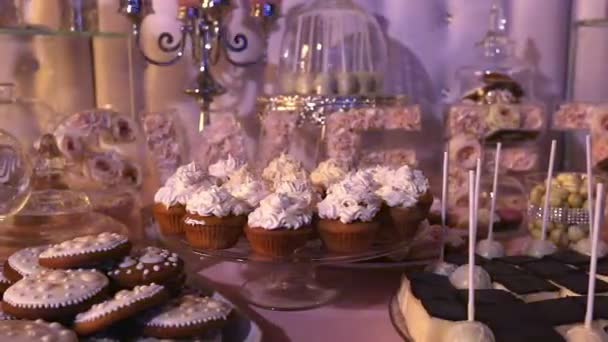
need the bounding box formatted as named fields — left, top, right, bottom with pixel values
left=7, top=246, right=49, bottom=277
left=39, top=233, right=128, bottom=259
left=0, top=320, right=77, bottom=342
left=145, top=295, right=231, bottom=328
left=3, top=269, right=108, bottom=309
left=109, top=247, right=181, bottom=279
left=75, top=283, right=165, bottom=323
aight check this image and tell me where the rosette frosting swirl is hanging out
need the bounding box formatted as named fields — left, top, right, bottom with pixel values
left=318, top=184, right=381, bottom=224
left=208, top=154, right=245, bottom=181
left=166, top=161, right=213, bottom=188
left=374, top=165, right=429, bottom=208
left=247, top=193, right=312, bottom=230
left=262, top=153, right=308, bottom=189
left=186, top=185, right=249, bottom=217
left=310, top=159, right=349, bottom=189
left=224, top=166, right=269, bottom=208
left=155, top=161, right=217, bottom=207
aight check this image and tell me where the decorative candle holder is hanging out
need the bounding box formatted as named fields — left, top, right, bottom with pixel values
left=118, top=0, right=278, bottom=131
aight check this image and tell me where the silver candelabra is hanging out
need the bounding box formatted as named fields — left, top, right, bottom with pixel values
left=118, top=0, right=277, bottom=131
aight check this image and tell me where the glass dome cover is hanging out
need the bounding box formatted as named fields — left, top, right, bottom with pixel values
left=278, top=0, right=388, bottom=96
left=455, top=2, right=533, bottom=104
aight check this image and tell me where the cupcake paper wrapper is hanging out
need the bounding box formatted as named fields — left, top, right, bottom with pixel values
left=184, top=215, right=246, bottom=250
left=318, top=220, right=379, bottom=254
left=245, top=226, right=312, bottom=258
left=153, top=204, right=186, bottom=236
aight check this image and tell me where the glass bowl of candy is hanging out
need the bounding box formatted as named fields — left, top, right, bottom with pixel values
left=525, top=172, right=605, bottom=248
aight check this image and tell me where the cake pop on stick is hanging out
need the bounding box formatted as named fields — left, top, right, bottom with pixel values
left=313, top=18, right=337, bottom=95
left=526, top=140, right=558, bottom=258
left=295, top=16, right=316, bottom=95
left=565, top=183, right=608, bottom=342
left=449, top=170, right=492, bottom=290
left=573, top=135, right=608, bottom=258
left=426, top=151, right=457, bottom=275
left=446, top=171, right=495, bottom=342
left=336, top=15, right=358, bottom=95
left=477, top=143, right=505, bottom=259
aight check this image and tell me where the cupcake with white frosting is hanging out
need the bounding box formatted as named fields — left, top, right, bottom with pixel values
left=153, top=162, right=216, bottom=235
left=208, top=154, right=245, bottom=183
left=375, top=165, right=432, bottom=240
left=261, top=153, right=308, bottom=191
left=223, top=166, right=269, bottom=208
left=310, top=159, right=349, bottom=194
left=184, top=185, right=250, bottom=249
left=317, top=181, right=382, bottom=253
left=245, top=192, right=313, bottom=257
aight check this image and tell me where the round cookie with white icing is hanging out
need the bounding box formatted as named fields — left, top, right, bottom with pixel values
left=0, top=320, right=78, bottom=342
left=142, top=295, right=232, bottom=339
left=107, top=247, right=184, bottom=292
left=2, top=269, right=110, bottom=321
left=74, top=283, right=169, bottom=336
left=3, top=246, right=49, bottom=282
left=0, top=265, right=14, bottom=294
left=38, top=233, right=131, bottom=269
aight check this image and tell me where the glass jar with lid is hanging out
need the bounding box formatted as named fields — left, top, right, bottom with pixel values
left=454, top=2, right=533, bottom=104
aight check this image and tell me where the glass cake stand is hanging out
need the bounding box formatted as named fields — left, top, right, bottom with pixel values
left=159, top=231, right=414, bottom=311
left=0, top=211, right=130, bottom=259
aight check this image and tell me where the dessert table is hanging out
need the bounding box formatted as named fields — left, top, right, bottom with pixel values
left=199, top=261, right=406, bottom=342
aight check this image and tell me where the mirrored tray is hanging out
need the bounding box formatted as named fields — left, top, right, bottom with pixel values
left=158, top=229, right=413, bottom=311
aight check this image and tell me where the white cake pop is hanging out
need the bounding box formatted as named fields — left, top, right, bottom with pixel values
left=446, top=321, right=496, bottom=342
left=477, top=143, right=505, bottom=260
left=573, top=237, right=608, bottom=258
left=476, top=239, right=505, bottom=259
left=425, top=260, right=457, bottom=276
left=565, top=325, right=608, bottom=342
left=295, top=73, right=314, bottom=95
left=527, top=140, right=558, bottom=258
left=449, top=265, right=492, bottom=290
left=428, top=151, right=456, bottom=276
left=280, top=73, right=296, bottom=94
left=525, top=239, right=558, bottom=258
left=313, top=73, right=337, bottom=95
left=336, top=72, right=359, bottom=95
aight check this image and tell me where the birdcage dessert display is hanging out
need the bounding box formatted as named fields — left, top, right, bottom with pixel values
left=259, top=0, right=422, bottom=170
left=278, top=0, right=387, bottom=96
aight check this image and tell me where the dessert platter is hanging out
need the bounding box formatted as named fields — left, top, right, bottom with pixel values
left=152, top=154, right=434, bottom=310
left=391, top=139, right=608, bottom=341
left=0, top=231, right=263, bottom=341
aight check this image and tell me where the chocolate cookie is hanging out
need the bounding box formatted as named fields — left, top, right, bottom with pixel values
left=0, top=320, right=78, bottom=342
left=108, top=247, right=184, bottom=291
left=142, top=295, right=232, bottom=339
left=3, top=245, right=48, bottom=282
left=74, top=283, right=169, bottom=336
left=2, top=269, right=110, bottom=321
left=38, top=233, right=131, bottom=269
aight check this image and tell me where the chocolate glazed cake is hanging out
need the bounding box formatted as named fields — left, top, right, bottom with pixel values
left=397, top=251, right=608, bottom=342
